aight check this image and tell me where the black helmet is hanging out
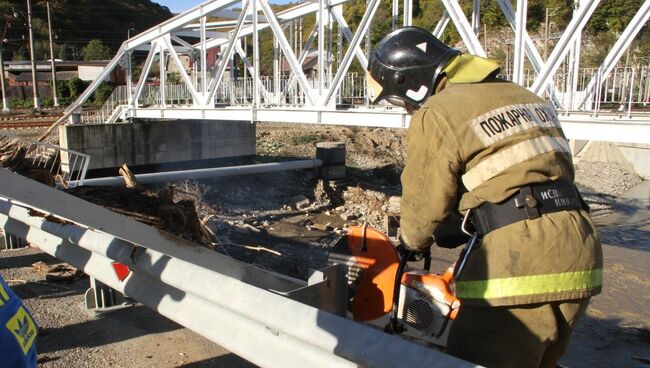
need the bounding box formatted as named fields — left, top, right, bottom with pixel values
left=367, top=26, right=460, bottom=108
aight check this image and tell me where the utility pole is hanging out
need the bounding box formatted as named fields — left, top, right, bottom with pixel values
left=0, top=22, right=10, bottom=112
left=47, top=1, right=58, bottom=107
left=0, top=45, right=8, bottom=112
left=484, top=24, right=488, bottom=55
left=26, top=0, right=40, bottom=110
left=544, top=8, right=558, bottom=61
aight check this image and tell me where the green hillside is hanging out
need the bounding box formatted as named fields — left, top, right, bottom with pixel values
left=341, top=0, right=649, bottom=68
left=1, top=0, right=647, bottom=67
left=0, top=0, right=173, bottom=61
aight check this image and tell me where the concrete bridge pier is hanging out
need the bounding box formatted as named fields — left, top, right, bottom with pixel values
left=59, top=119, right=256, bottom=177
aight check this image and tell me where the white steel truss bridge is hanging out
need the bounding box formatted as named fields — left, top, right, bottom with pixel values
left=59, top=0, right=650, bottom=144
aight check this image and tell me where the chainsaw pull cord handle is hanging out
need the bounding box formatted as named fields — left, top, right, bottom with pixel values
left=385, top=246, right=410, bottom=334
left=452, top=210, right=479, bottom=281
left=360, top=222, right=369, bottom=252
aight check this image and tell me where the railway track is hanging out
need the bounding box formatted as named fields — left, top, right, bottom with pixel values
left=0, top=120, right=56, bottom=130
left=0, top=113, right=62, bottom=130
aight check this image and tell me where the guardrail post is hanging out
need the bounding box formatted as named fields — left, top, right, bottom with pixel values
left=0, top=230, right=27, bottom=250
left=84, top=277, right=134, bottom=312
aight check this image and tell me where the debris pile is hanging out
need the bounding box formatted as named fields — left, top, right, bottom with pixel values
left=66, top=184, right=213, bottom=246
left=64, top=166, right=213, bottom=247
left=0, top=135, right=56, bottom=186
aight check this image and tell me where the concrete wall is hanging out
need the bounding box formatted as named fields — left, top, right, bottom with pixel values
left=59, top=120, right=256, bottom=171
left=617, top=143, right=650, bottom=179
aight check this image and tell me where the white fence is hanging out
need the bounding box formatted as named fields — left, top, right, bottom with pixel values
left=0, top=133, right=90, bottom=187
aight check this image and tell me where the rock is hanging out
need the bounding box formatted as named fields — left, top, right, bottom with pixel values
left=262, top=220, right=271, bottom=227
left=290, top=195, right=311, bottom=209
left=335, top=206, right=346, bottom=212
left=340, top=212, right=357, bottom=221
left=313, top=223, right=332, bottom=231
left=387, top=196, right=401, bottom=213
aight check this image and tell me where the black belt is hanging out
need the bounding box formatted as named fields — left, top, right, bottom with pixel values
left=471, top=181, right=587, bottom=236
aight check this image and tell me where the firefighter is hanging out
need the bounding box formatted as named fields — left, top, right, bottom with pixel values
left=0, top=274, right=38, bottom=368
left=366, top=27, right=602, bottom=368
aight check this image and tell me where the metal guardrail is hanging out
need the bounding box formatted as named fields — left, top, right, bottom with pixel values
left=0, top=133, right=90, bottom=187
left=0, top=169, right=474, bottom=368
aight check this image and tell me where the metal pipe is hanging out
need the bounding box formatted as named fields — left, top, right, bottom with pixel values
left=627, top=67, right=635, bottom=118
left=73, top=159, right=324, bottom=187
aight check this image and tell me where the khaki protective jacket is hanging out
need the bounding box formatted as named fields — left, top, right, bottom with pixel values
left=399, top=56, right=603, bottom=306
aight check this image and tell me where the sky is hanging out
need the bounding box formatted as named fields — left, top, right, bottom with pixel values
left=155, top=0, right=294, bottom=14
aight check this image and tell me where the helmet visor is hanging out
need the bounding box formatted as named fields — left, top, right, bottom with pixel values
left=366, top=73, right=384, bottom=103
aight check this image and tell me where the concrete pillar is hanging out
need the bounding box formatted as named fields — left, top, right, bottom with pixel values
left=316, top=142, right=346, bottom=180
left=69, top=114, right=81, bottom=125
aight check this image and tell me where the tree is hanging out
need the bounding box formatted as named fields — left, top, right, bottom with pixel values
left=587, top=0, right=642, bottom=34
left=58, top=44, right=71, bottom=60
left=92, top=81, right=113, bottom=104
left=81, top=39, right=111, bottom=61
left=67, top=77, right=89, bottom=99
left=12, top=46, right=27, bottom=61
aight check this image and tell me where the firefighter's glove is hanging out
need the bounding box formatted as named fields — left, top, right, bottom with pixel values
left=396, top=239, right=425, bottom=262
left=433, top=213, right=471, bottom=249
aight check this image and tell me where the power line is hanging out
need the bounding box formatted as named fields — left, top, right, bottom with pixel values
left=10, top=25, right=141, bottom=35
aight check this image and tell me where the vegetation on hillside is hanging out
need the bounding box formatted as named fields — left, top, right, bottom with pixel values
left=0, top=0, right=173, bottom=62
left=0, top=0, right=646, bottom=77
left=338, top=0, right=648, bottom=68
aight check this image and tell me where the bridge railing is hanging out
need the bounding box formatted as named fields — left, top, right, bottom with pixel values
left=79, top=66, right=649, bottom=125
left=499, top=65, right=650, bottom=114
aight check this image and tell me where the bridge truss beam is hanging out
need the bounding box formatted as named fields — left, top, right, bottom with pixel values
left=52, top=0, right=649, bottom=146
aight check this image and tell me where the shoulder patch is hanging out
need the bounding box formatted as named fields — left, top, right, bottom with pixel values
left=5, top=306, right=37, bottom=355
left=469, top=102, right=561, bottom=146
left=0, top=282, right=9, bottom=307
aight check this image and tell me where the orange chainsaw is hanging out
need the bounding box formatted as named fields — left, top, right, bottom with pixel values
left=328, top=224, right=461, bottom=339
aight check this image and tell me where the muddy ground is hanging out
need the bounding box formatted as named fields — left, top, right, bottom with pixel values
left=1, top=122, right=649, bottom=367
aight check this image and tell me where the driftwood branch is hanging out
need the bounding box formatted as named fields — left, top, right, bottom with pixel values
left=118, top=164, right=139, bottom=188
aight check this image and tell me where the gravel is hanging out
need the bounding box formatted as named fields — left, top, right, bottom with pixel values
left=575, top=161, right=643, bottom=198
left=574, top=161, right=644, bottom=218
left=0, top=248, right=254, bottom=368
